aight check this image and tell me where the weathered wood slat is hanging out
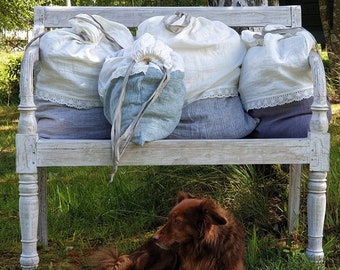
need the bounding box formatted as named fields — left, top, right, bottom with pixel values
left=34, top=6, right=301, bottom=28
left=36, top=138, right=310, bottom=167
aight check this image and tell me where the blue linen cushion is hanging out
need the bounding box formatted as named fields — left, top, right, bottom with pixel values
left=167, top=96, right=259, bottom=139
left=247, top=97, right=332, bottom=138
left=35, top=96, right=111, bottom=139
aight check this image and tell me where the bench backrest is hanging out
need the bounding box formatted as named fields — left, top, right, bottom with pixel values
left=33, top=5, right=302, bottom=36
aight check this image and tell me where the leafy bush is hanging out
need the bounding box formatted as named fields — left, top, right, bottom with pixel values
left=0, top=52, right=23, bottom=105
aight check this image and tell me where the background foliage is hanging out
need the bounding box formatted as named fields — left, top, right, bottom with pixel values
left=0, top=52, right=22, bottom=106
left=0, top=0, right=40, bottom=31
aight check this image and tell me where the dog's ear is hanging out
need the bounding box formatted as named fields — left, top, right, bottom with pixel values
left=201, top=199, right=227, bottom=225
left=176, top=191, right=196, bottom=203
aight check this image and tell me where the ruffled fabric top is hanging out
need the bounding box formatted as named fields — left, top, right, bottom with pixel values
left=98, top=33, right=185, bottom=99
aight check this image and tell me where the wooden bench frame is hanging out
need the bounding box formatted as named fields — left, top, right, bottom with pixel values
left=16, top=5, right=330, bottom=269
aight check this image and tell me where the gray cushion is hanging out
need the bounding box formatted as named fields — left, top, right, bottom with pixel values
left=167, top=96, right=259, bottom=139
left=247, top=97, right=332, bottom=138
left=35, top=96, right=111, bottom=139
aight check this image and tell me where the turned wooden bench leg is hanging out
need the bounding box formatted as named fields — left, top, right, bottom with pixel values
left=306, top=171, right=327, bottom=261
left=38, top=167, right=48, bottom=246
left=18, top=173, right=40, bottom=269
left=288, top=164, right=302, bottom=233
left=17, top=133, right=40, bottom=269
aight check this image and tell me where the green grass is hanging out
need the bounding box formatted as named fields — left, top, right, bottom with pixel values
left=1, top=104, right=340, bottom=269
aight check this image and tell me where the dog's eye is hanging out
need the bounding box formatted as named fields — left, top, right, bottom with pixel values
left=174, top=218, right=183, bottom=225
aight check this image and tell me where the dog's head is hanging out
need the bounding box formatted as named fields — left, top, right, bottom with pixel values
left=153, top=192, right=227, bottom=250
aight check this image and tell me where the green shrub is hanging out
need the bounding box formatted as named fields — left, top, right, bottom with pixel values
left=0, top=52, right=23, bottom=105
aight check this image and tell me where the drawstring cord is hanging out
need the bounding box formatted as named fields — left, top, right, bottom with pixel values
left=109, top=62, right=170, bottom=183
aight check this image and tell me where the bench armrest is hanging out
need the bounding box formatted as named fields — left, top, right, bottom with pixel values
left=18, top=43, right=39, bottom=135
left=309, top=50, right=330, bottom=134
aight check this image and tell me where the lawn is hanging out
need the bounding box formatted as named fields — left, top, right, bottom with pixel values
left=0, top=104, right=339, bottom=269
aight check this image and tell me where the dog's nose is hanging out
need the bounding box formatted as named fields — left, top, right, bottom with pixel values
left=153, top=233, right=159, bottom=240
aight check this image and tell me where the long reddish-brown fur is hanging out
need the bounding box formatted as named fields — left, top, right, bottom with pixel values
left=87, top=237, right=178, bottom=270
left=88, top=191, right=246, bottom=270
left=87, top=247, right=132, bottom=270
left=153, top=191, right=246, bottom=270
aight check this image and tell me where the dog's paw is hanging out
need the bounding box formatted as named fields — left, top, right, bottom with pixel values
left=114, top=254, right=133, bottom=270
left=88, top=247, right=133, bottom=270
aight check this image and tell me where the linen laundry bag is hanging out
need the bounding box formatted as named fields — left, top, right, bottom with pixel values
left=238, top=25, right=331, bottom=138
left=34, top=14, right=134, bottom=139
left=136, top=12, right=246, bottom=104
left=137, top=12, right=258, bottom=139
left=98, top=33, right=186, bottom=177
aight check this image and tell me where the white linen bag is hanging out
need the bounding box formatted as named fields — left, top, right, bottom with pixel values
left=238, top=25, right=323, bottom=138
left=238, top=25, right=316, bottom=111
left=35, top=14, right=134, bottom=109
left=137, top=12, right=246, bottom=104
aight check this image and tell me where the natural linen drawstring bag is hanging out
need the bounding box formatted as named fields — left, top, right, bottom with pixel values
left=238, top=25, right=331, bottom=138
left=137, top=12, right=246, bottom=105
left=98, top=33, right=186, bottom=179
left=35, top=14, right=134, bottom=109
left=34, top=14, right=134, bottom=139
left=137, top=12, right=258, bottom=140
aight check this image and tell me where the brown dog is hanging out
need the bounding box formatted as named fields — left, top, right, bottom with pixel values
left=153, top=192, right=246, bottom=270
left=88, top=192, right=245, bottom=270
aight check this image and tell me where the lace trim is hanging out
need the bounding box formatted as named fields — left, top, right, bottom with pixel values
left=36, top=92, right=103, bottom=109
left=243, top=88, right=313, bottom=111
left=187, top=87, right=239, bottom=104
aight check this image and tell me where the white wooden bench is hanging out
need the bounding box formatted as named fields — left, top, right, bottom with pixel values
left=16, top=5, right=330, bottom=269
